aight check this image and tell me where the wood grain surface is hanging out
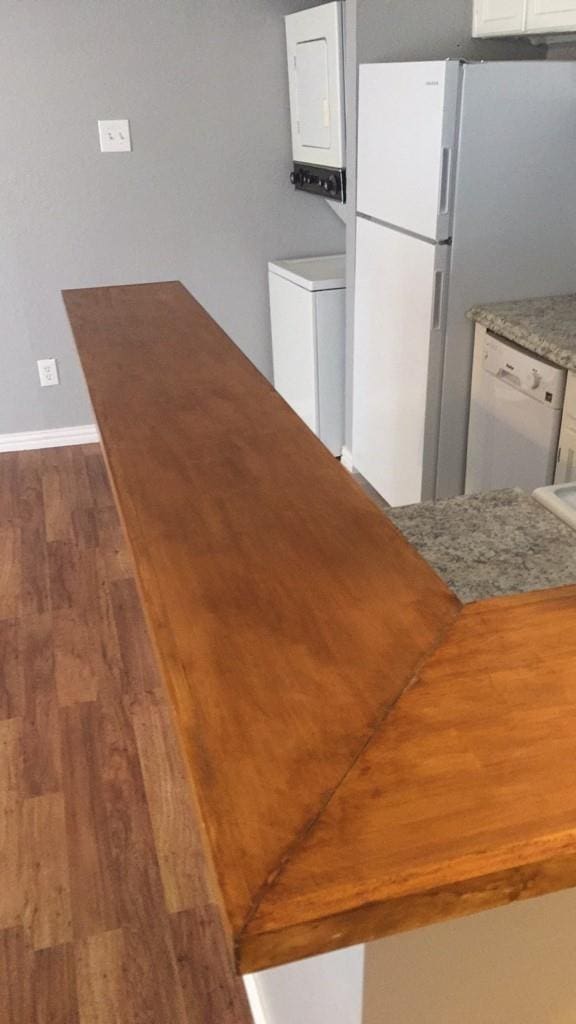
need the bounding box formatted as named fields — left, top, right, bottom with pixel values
left=63, top=281, right=576, bottom=973
left=0, top=446, right=251, bottom=1024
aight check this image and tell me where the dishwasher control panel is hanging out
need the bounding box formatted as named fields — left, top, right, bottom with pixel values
left=483, top=330, right=566, bottom=409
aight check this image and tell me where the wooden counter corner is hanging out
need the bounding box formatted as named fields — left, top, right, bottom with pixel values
left=63, top=281, right=576, bottom=973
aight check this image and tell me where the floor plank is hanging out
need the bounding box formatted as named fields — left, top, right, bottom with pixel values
left=109, top=578, right=161, bottom=697
left=0, top=450, right=17, bottom=526
left=72, top=507, right=99, bottom=551
left=59, top=701, right=124, bottom=940
left=53, top=608, right=101, bottom=707
left=131, top=692, right=210, bottom=914
left=20, top=612, right=61, bottom=797
left=0, top=445, right=253, bottom=1023
left=22, top=793, right=72, bottom=950
left=84, top=449, right=114, bottom=509
left=33, top=944, right=80, bottom=1024
left=0, top=719, right=24, bottom=931
left=0, top=929, right=33, bottom=1023
left=75, top=929, right=133, bottom=1024
left=15, top=450, right=50, bottom=617
left=19, top=520, right=51, bottom=618
left=42, top=464, right=73, bottom=543
left=0, top=620, right=24, bottom=721
left=171, top=907, right=252, bottom=1024
left=0, top=526, right=20, bottom=620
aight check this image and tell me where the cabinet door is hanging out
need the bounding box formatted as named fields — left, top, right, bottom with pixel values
left=473, top=0, right=525, bottom=35
left=526, top=0, right=576, bottom=31
left=555, top=372, right=576, bottom=484
left=555, top=418, right=576, bottom=483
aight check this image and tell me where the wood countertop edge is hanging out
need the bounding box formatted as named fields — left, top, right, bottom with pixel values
left=236, top=584, right=576, bottom=969
left=237, top=840, right=576, bottom=972
left=62, top=282, right=576, bottom=975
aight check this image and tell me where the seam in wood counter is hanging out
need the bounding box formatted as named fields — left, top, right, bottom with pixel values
left=63, top=281, right=576, bottom=973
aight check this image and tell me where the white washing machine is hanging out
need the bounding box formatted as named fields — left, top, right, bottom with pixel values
left=466, top=324, right=566, bottom=493
left=268, top=254, right=345, bottom=456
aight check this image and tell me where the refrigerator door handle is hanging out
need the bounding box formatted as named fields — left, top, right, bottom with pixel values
left=432, top=269, right=445, bottom=329
left=439, top=147, right=452, bottom=214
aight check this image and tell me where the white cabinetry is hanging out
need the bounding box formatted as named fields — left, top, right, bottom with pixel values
left=473, top=0, right=576, bottom=34
left=473, top=0, right=525, bottom=35
left=555, top=371, right=576, bottom=484
left=526, top=0, right=576, bottom=31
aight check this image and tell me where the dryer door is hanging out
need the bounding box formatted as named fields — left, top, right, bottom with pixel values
left=285, top=2, right=345, bottom=169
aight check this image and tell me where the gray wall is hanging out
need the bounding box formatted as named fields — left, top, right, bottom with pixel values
left=1, top=0, right=344, bottom=435
left=344, top=0, right=542, bottom=447
left=356, top=0, right=540, bottom=63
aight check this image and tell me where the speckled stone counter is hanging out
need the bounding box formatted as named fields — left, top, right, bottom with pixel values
left=468, top=294, right=576, bottom=371
left=385, top=488, right=576, bottom=604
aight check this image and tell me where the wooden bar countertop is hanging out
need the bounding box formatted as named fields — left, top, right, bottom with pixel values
left=63, top=282, right=576, bottom=973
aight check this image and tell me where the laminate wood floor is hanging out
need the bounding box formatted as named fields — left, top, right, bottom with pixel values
left=0, top=444, right=252, bottom=1024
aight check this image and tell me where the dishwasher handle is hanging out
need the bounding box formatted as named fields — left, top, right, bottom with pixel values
left=496, top=367, right=522, bottom=389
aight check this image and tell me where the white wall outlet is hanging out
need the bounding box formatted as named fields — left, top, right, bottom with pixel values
left=37, top=358, right=59, bottom=387
left=98, top=119, right=132, bottom=153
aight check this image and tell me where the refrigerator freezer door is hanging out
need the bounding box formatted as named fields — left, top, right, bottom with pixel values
left=356, top=61, right=460, bottom=241
left=352, top=217, right=449, bottom=506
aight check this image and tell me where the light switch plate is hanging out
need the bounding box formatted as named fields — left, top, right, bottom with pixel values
left=98, top=119, right=132, bottom=153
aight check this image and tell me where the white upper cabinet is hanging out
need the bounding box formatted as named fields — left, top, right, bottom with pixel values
left=473, top=0, right=525, bottom=35
left=526, top=0, right=576, bottom=31
left=474, top=0, right=576, bottom=33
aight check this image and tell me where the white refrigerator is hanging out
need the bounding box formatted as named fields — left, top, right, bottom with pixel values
left=352, top=59, right=576, bottom=506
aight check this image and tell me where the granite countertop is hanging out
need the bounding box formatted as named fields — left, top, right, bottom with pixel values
left=467, top=294, right=576, bottom=371
left=386, top=488, right=576, bottom=603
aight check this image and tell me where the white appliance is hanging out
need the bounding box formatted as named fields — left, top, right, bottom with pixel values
left=465, top=325, right=566, bottom=493
left=268, top=255, right=345, bottom=456
left=352, top=60, right=576, bottom=506
left=285, top=2, right=346, bottom=201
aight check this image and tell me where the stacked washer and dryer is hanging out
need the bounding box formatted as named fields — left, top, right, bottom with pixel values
left=268, top=2, right=347, bottom=457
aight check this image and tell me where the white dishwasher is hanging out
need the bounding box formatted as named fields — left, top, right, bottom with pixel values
left=465, top=324, right=566, bottom=494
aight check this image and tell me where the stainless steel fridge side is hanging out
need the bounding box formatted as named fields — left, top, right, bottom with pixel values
left=436, top=60, right=576, bottom=499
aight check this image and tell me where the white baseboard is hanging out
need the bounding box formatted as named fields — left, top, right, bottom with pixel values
left=0, top=424, right=100, bottom=453
left=243, top=975, right=269, bottom=1024
left=340, top=445, right=354, bottom=473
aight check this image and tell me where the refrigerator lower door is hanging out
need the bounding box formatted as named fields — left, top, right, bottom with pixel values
left=352, top=216, right=449, bottom=506
left=356, top=60, right=460, bottom=241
